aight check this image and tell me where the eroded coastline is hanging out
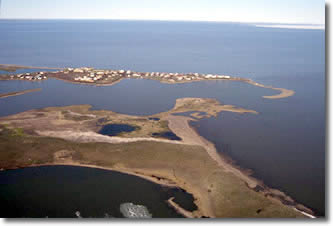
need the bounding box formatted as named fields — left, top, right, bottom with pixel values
left=0, top=97, right=312, bottom=218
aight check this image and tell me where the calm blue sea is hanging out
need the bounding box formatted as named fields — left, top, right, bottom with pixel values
left=0, top=20, right=325, bottom=216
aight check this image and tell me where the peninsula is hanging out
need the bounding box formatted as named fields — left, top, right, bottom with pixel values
left=0, top=64, right=307, bottom=218
left=0, top=97, right=312, bottom=218
left=0, top=65, right=295, bottom=99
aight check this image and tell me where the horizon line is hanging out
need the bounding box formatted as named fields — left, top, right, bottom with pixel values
left=0, top=18, right=325, bottom=26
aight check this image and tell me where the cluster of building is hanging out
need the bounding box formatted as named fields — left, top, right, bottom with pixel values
left=65, top=67, right=232, bottom=83
left=2, top=67, right=232, bottom=84
left=9, top=72, right=47, bottom=81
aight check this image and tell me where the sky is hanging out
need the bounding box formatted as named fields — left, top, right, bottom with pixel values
left=0, top=0, right=325, bottom=25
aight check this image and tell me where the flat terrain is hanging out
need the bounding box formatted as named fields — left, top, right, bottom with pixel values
left=0, top=97, right=309, bottom=218
left=0, top=64, right=62, bottom=72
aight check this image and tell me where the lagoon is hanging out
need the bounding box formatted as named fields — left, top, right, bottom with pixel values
left=0, top=77, right=325, bottom=215
left=0, top=165, right=196, bottom=218
left=0, top=19, right=325, bottom=216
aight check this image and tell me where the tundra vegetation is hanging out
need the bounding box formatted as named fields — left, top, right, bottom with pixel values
left=0, top=97, right=307, bottom=218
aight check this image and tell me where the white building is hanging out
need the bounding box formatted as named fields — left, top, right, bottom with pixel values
left=74, top=68, right=84, bottom=73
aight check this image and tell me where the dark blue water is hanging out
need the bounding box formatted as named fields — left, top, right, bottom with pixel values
left=148, top=117, right=160, bottom=121
left=152, top=132, right=182, bottom=141
left=0, top=20, right=325, bottom=216
left=0, top=166, right=196, bottom=218
left=99, top=124, right=136, bottom=136
left=0, top=78, right=276, bottom=116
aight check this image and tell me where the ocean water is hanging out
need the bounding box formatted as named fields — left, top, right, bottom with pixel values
left=0, top=20, right=325, bottom=216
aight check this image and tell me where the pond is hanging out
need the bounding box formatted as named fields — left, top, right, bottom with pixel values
left=99, top=124, right=136, bottom=136
left=152, top=132, right=182, bottom=141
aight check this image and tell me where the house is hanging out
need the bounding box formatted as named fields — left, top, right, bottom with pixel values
left=73, top=68, right=84, bottom=73
left=218, top=75, right=231, bottom=79
left=82, top=67, right=93, bottom=72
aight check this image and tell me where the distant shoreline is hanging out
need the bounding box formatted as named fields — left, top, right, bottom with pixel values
left=0, top=19, right=325, bottom=28
left=0, top=64, right=63, bottom=72
left=0, top=64, right=295, bottom=99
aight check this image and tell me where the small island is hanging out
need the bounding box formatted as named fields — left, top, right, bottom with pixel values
left=0, top=64, right=295, bottom=99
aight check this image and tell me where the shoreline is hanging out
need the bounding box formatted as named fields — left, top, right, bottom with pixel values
left=0, top=108, right=316, bottom=218
left=0, top=68, right=308, bottom=217
left=0, top=64, right=295, bottom=99
left=165, top=115, right=315, bottom=217
left=2, top=163, right=200, bottom=218
left=243, top=79, right=295, bottom=99
left=0, top=64, right=63, bottom=71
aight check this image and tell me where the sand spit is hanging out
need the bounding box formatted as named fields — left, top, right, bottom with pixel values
left=167, top=197, right=195, bottom=218
left=0, top=88, right=42, bottom=99
left=263, top=88, right=295, bottom=99
left=243, top=79, right=295, bottom=99
left=165, top=114, right=314, bottom=218
left=166, top=115, right=258, bottom=188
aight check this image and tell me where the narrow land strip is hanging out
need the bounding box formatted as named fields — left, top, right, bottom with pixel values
left=0, top=64, right=63, bottom=72
left=167, top=197, right=195, bottom=218
left=0, top=88, right=42, bottom=99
